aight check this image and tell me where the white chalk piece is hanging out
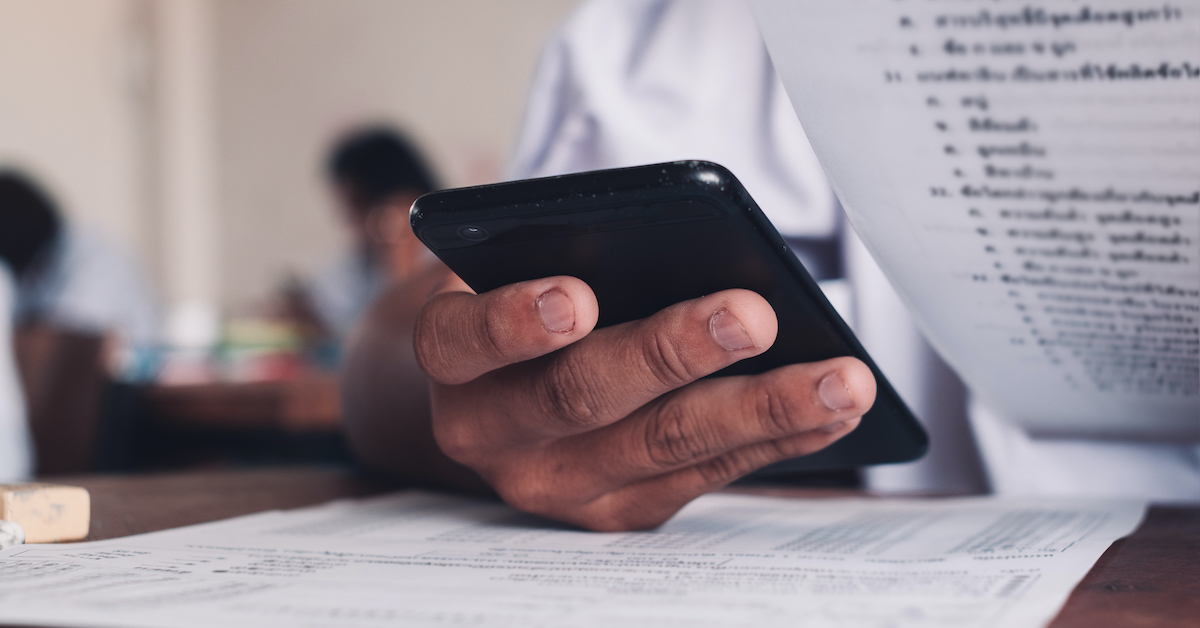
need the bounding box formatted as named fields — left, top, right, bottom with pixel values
left=0, top=519, right=24, bottom=549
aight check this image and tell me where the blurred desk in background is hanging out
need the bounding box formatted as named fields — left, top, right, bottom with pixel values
left=26, top=467, right=1200, bottom=628
left=14, top=324, right=108, bottom=476
left=16, top=321, right=347, bottom=474
left=126, top=373, right=350, bottom=470
left=143, top=372, right=341, bottom=433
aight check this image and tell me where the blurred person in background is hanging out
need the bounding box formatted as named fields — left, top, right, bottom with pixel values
left=288, top=127, right=441, bottom=342
left=1, top=171, right=161, bottom=477
left=1, top=170, right=161, bottom=377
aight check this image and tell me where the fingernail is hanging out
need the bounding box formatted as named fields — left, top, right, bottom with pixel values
left=819, top=420, right=850, bottom=433
left=818, top=372, right=854, bottom=411
left=536, top=289, right=575, bottom=333
left=710, top=308, right=754, bottom=351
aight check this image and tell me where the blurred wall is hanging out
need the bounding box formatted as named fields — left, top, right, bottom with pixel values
left=0, top=0, right=152, bottom=263
left=214, top=0, right=577, bottom=312
left=0, top=0, right=577, bottom=337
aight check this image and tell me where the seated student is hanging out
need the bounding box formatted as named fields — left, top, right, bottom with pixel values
left=337, top=2, right=876, bottom=531
left=1, top=171, right=160, bottom=477
left=294, top=128, right=441, bottom=341
left=508, top=0, right=1197, bottom=500
left=2, top=171, right=160, bottom=371
left=502, top=0, right=982, bottom=496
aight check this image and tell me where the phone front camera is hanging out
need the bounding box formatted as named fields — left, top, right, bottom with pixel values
left=457, top=226, right=489, bottom=241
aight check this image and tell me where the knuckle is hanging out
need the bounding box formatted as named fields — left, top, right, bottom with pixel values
left=479, top=296, right=513, bottom=361
left=693, top=444, right=776, bottom=487
left=693, top=452, right=743, bottom=486
left=412, top=293, right=514, bottom=384
left=539, top=354, right=607, bottom=428
left=639, top=327, right=700, bottom=389
left=492, top=471, right=559, bottom=517
left=751, top=378, right=809, bottom=436
left=643, top=402, right=715, bottom=468
left=431, top=419, right=479, bottom=464
left=412, top=303, right=450, bottom=380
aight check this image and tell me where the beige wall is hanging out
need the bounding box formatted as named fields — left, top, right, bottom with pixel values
left=0, top=0, right=577, bottom=326
left=214, top=0, right=577, bottom=311
left=0, top=0, right=152, bottom=260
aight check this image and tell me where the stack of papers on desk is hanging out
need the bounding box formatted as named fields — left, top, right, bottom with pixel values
left=0, top=491, right=1144, bottom=628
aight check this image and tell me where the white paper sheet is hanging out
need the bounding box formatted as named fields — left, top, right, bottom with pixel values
left=751, top=0, right=1200, bottom=439
left=0, top=491, right=1144, bottom=628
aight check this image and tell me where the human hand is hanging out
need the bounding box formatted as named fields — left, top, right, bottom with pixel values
left=414, top=274, right=876, bottom=531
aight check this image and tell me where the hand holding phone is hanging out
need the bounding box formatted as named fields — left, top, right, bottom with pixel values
left=405, top=162, right=921, bottom=530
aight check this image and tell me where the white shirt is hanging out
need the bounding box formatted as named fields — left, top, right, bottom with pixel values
left=15, top=227, right=160, bottom=349
left=306, top=252, right=387, bottom=340
left=508, top=0, right=1200, bottom=500
left=0, top=264, right=33, bottom=481
left=509, top=0, right=834, bottom=240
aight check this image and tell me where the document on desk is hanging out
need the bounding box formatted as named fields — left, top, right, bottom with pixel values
left=0, top=491, right=1144, bottom=628
left=751, top=0, right=1200, bottom=438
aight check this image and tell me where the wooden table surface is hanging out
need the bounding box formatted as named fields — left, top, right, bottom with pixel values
left=14, top=467, right=1200, bottom=628
left=143, top=374, right=342, bottom=433
left=58, top=466, right=382, bottom=541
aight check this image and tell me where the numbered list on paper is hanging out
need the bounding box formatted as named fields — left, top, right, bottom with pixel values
left=755, top=0, right=1200, bottom=436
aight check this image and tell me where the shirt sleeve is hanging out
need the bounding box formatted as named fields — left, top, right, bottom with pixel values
left=26, top=228, right=161, bottom=348
left=505, top=0, right=838, bottom=239
left=0, top=264, right=34, bottom=481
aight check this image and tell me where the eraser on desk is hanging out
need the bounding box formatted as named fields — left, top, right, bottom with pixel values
left=0, top=483, right=90, bottom=543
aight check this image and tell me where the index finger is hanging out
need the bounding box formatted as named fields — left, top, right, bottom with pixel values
left=414, top=274, right=600, bottom=384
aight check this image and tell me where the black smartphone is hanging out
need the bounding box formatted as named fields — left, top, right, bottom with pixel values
left=410, top=161, right=927, bottom=473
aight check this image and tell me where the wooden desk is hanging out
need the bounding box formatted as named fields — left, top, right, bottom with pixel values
left=143, top=374, right=342, bottom=433
left=58, top=466, right=381, bottom=541
left=22, top=468, right=1200, bottom=628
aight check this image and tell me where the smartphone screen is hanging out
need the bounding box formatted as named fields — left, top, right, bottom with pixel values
left=412, top=161, right=927, bottom=472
